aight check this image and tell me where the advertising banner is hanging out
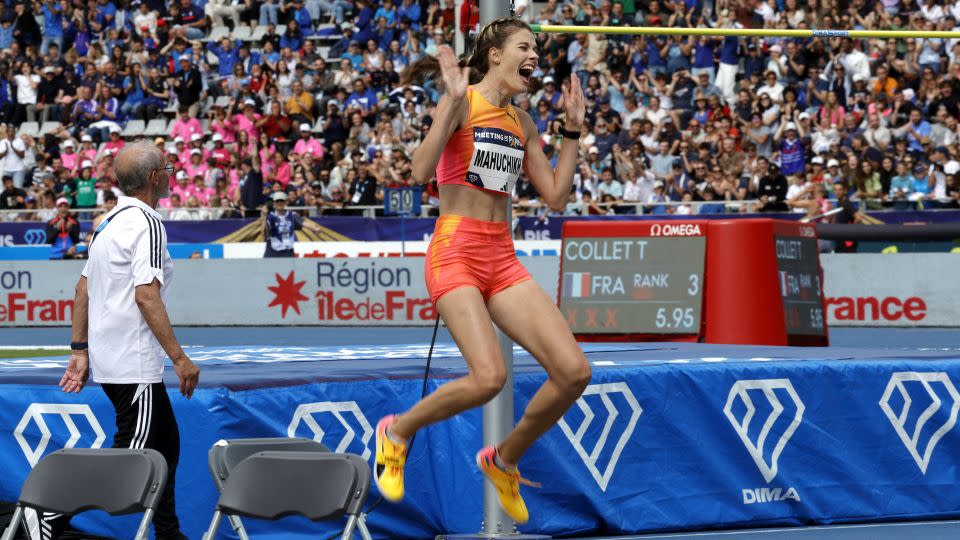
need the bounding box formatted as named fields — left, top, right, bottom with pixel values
left=0, top=259, right=561, bottom=327
left=2, top=254, right=955, bottom=327
left=821, top=254, right=958, bottom=327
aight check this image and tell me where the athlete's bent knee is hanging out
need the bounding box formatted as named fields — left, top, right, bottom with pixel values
left=553, top=358, right=591, bottom=396
left=472, top=370, right=507, bottom=403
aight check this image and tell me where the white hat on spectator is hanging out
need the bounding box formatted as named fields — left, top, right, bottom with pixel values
left=272, top=191, right=288, bottom=201
left=176, top=171, right=188, bottom=181
left=190, top=133, right=202, bottom=142
left=827, top=159, right=840, bottom=168
left=56, top=197, right=70, bottom=207
left=784, top=122, right=797, bottom=131
left=244, top=98, right=256, bottom=107
left=543, top=75, right=555, bottom=84
left=190, top=148, right=201, bottom=155
left=63, top=140, right=75, bottom=148
left=300, top=122, right=312, bottom=131
left=109, top=125, right=121, bottom=134
left=174, top=136, right=185, bottom=144
left=811, top=156, right=824, bottom=165
left=902, top=88, right=916, bottom=101
left=81, top=160, right=93, bottom=169
left=589, top=146, right=599, bottom=154
left=340, top=21, right=353, bottom=30
left=945, top=160, right=960, bottom=175
left=81, top=134, right=93, bottom=142
left=853, top=73, right=867, bottom=83
left=212, top=133, right=224, bottom=142
left=43, top=66, right=55, bottom=74
left=769, top=44, right=782, bottom=53
left=798, top=112, right=811, bottom=121
left=654, top=180, right=664, bottom=188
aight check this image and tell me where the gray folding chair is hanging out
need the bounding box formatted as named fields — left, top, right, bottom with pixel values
left=206, top=438, right=372, bottom=540
left=0, top=449, right=167, bottom=540
left=203, top=451, right=371, bottom=540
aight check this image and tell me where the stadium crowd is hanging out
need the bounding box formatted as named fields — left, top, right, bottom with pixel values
left=2, top=0, right=960, bottom=230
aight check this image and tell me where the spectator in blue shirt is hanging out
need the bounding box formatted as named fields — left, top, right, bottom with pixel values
left=897, top=108, right=932, bottom=154
left=374, top=0, right=398, bottom=27
left=691, top=37, right=718, bottom=83
left=40, top=0, right=64, bottom=55
left=346, top=79, right=378, bottom=114
left=280, top=20, right=305, bottom=51
left=0, top=18, right=14, bottom=51
left=889, top=160, right=915, bottom=207
left=92, top=0, right=118, bottom=36
left=208, top=37, right=243, bottom=78
left=399, top=0, right=421, bottom=30
left=698, top=187, right=726, bottom=214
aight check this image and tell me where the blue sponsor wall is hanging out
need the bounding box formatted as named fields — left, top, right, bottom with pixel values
left=1, top=343, right=960, bottom=539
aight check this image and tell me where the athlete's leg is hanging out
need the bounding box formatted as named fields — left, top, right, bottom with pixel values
left=486, top=280, right=591, bottom=465
left=389, top=285, right=507, bottom=438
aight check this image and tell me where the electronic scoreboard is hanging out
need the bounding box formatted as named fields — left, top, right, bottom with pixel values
left=559, top=221, right=707, bottom=341
left=560, top=219, right=829, bottom=346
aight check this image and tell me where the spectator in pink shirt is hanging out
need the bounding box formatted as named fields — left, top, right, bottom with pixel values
left=192, top=174, right=216, bottom=205
left=266, top=152, right=292, bottom=187
left=171, top=171, right=197, bottom=202
left=292, top=123, right=324, bottom=159
left=188, top=133, right=210, bottom=161
left=79, top=134, right=97, bottom=164
left=172, top=137, right=191, bottom=165
left=183, top=149, right=208, bottom=180
left=210, top=133, right=231, bottom=167
left=61, top=140, right=80, bottom=175
left=170, top=106, right=203, bottom=141
left=257, top=132, right=277, bottom=168
left=210, top=106, right=237, bottom=144
left=233, top=99, right=262, bottom=142
left=103, top=126, right=126, bottom=155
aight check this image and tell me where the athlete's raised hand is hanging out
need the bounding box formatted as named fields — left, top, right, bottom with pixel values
left=438, top=45, right=469, bottom=100
left=563, top=73, right=586, bottom=130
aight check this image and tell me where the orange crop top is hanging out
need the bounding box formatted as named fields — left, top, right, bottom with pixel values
left=435, top=86, right=528, bottom=196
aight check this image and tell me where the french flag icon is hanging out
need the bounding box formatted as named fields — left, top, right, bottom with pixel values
left=563, top=272, right=592, bottom=298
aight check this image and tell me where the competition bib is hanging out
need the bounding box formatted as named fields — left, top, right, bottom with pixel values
left=465, top=127, right=525, bottom=194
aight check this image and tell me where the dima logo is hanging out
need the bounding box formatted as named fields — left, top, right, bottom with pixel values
left=724, top=379, right=804, bottom=504
left=557, top=382, right=642, bottom=492
left=880, top=372, right=960, bottom=474
left=14, top=404, right=106, bottom=467
left=287, top=401, right=374, bottom=460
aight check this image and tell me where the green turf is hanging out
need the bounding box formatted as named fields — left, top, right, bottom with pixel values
left=0, top=349, right=69, bottom=359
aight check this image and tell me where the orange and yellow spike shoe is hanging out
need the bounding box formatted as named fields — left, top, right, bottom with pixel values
left=374, top=415, right=407, bottom=502
left=476, top=446, right=541, bottom=524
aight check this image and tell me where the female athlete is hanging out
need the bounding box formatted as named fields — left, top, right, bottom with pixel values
left=375, top=17, right=590, bottom=524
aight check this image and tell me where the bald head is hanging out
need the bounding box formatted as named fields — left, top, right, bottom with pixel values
left=115, top=140, right=166, bottom=195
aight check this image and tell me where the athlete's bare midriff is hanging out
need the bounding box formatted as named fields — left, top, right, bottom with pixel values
left=439, top=183, right=511, bottom=222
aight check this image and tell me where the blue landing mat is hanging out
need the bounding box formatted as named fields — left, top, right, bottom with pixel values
left=2, top=342, right=960, bottom=539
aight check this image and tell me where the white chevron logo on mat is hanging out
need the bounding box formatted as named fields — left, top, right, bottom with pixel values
left=288, top=401, right=374, bottom=460
left=724, top=379, right=805, bottom=483
left=880, top=372, right=960, bottom=474
left=14, top=403, right=106, bottom=467
left=558, top=382, right=642, bottom=491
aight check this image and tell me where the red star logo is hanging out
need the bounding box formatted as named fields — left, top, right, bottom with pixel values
left=267, top=271, right=308, bottom=318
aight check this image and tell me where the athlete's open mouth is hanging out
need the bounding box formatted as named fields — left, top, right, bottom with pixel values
left=519, top=66, right=534, bottom=85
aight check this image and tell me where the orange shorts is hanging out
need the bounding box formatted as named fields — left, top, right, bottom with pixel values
left=425, top=215, right=533, bottom=303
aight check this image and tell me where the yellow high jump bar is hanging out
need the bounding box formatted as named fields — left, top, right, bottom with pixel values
left=529, top=24, right=960, bottom=39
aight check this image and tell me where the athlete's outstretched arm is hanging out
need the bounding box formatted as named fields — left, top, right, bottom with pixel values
left=411, top=46, right=470, bottom=184
left=520, top=73, right=585, bottom=211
